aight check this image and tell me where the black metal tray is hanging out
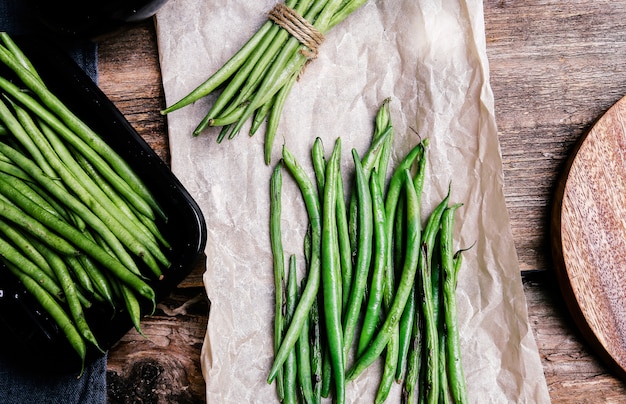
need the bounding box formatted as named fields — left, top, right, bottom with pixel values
left=0, top=36, right=207, bottom=374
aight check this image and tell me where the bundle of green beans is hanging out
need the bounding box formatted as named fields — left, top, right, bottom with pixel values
left=161, top=0, right=369, bottom=165
left=267, top=100, right=469, bottom=403
left=0, top=33, right=170, bottom=371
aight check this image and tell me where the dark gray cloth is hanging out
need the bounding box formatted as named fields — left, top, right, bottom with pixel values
left=0, top=1, right=105, bottom=403
left=0, top=0, right=98, bottom=82
left=0, top=355, right=107, bottom=404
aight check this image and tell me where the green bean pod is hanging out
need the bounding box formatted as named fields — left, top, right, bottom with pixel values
left=309, top=297, right=323, bottom=404
left=347, top=169, right=421, bottom=381
left=0, top=45, right=163, bottom=218
left=320, top=138, right=345, bottom=404
left=296, top=279, right=314, bottom=404
left=441, top=205, right=468, bottom=404
left=5, top=261, right=87, bottom=369
left=419, top=193, right=450, bottom=404
left=268, top=146, right=322, bottom=384
left=342, top=149, right=373, bottom=365
left=357, top=169, right=387, bottom=356
left=269, top=160, right=286, bottom=401
left=284, top=255, right=299, bottom=404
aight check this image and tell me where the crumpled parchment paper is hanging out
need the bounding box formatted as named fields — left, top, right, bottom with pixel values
left=154, top=0, right=551, bottom=402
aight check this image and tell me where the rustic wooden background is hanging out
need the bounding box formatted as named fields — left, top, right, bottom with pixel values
left=96, top=1, right=626, bottom=402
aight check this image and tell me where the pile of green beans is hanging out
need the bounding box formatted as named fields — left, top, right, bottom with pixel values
left=161, top=0, right=369, bottom=165
left=0, top=33, right=170, bottom=371
left=267, top=100, right=469, bottom=403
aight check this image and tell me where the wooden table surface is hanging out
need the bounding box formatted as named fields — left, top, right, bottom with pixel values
left=96, top=2, right=626, bottom=402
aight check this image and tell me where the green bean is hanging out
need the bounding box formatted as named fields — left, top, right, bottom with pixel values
left=348, top=126, right=393, bottom=265
left=0, top=216, right=54, bottom=279
left=419, top=193, right=450, bottom=404
left=224, top=0, right=341, bottom=138
left=269, top=160, right=286, bottom=401
left=309, top=297, right=323, bottom=404
left=249, top=100, right=272, bottom=137
left=206, top=0, right=311, bottom=138
left=268, top=146, right=321, bottom=384
left=161, top=22, right=275, bottom=115
left=77, top=253, right=116, bottom=308
left=397, top=285, right=415, bottom=382
left=0, top=232, right=64, bottom=301
left=402, top=292, right=422, bottom=404
left=441, top=204, right=468, bottom=404
left=203, top=21, right=286, bottom=123
left=0, top=33, right=42, bottom=83
left=26, top=244, right=92, bottom=310
left=311, top=137, right=326, bottom=196
left=375, top=331, right=399, bottom=404
left=284, top=254, right=299, bottom=404
left=398, top=142, right=428, bottom=382
left=321, top=350, right=332, bottom=399
left=357, top=168, right=387, bottom=356
left=0, top=158, right=31, bottom=181
left=0, top=190, right=78, bottom=256
left=32, top=239, right=102, bottom=351
left=120, top=283, right=146, bottom=337
left=373, top=100, right=393, bottom=193
left=336, top=170, right=351, bottom=312
left=0, top=76, right=157, bottom=221
left=342, top=149, right=373, bottom=364
left=66, top=254, right=96, bottom=298
left=4, top=261, right=86, bottom=368
left=0, top=44, right=162, bottom=218
left=383, top=142, right=425, bottom=301
left=347, top=169, right=421, bottom=381
left=264, top=70, right=299, bottom=165
left=296, top=278, right=314, bottom=404
left=32, top=119, right=168, bottom=273
left=0, top=141, right=143, bottom=276
left=205, top=0, right=300, bottom=120
left=439, top=333, right=451, bottom=404
left=72, top=149, right=168, bottom=249
left=0, top=174, right=154, bottom=302
left=3, top=98, right=56, bottom=177
left=320, top=138, right=344, bottom=403
left=0, top=170, right=68, bottom=225
left=328, top=0, right=369, bottom=29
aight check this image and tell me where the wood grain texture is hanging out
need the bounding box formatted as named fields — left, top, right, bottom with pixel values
left=106, top=288, right=209, bottom=404
left=485, top=0, right=626, bottom=273
left=485, top=0, right=626, bottom=400
left=552, top=95, right=626, bottom=380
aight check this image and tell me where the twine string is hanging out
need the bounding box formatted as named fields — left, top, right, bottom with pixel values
left=268, top=3, right=325, bottom=60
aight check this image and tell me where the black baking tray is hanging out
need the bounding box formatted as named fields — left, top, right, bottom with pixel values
left=0, top=36, right=207, bottom=374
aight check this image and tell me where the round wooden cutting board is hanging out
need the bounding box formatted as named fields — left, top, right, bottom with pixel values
left=552, top=94, right=626, bottom=379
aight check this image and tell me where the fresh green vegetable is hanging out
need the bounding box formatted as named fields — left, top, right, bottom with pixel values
left=341, top=149, right=372, bottom=365
left=284, top=254, right=299, bottom=404
left=267, top=100, right=470, bottom=403
left=357, top=168, right=387, bottom=356
left=268, top=145, right=322, bottom=384
left=346, top=169, right=421, bottom=382
left=441, top=205, right=468, bottom=404
left=161, top=0, right=369, bottom=165
left=320, top=138, right=345, bottom=404
left=0, top=33, right=170, bottom=370
left=269, top=161, right=286, bottom=401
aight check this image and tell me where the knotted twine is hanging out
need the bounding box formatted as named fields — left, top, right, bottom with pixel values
left=268, top=3, right=325, bottom=62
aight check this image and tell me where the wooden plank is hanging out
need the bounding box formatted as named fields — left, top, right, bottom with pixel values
left=106, top=287, right=209, bottom=403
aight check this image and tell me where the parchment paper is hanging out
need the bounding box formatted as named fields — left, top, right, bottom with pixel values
left=154, top=0, right=551, bottom=402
